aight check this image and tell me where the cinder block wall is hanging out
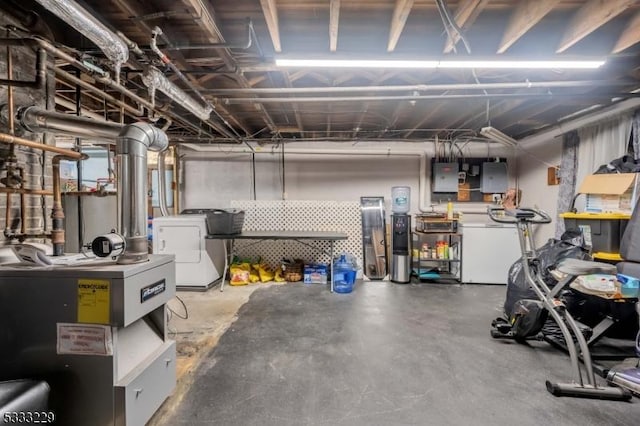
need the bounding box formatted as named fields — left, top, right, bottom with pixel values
left=0, top=11, right=54, bottom=244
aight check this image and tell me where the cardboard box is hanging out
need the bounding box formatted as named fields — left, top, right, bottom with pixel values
left=577, top=173, right=639, bottom=214
left=303, top=263, right=328, bottom=284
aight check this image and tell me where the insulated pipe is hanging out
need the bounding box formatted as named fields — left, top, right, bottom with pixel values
left=18, top=106, right=123, bottom=140
left=116, top=123, right=168, bottom=264
left=0, top=132, right=83, bottom=159
left=33, top=0, right=128, bottom=83
left=51, top=153, right=88, bottom=256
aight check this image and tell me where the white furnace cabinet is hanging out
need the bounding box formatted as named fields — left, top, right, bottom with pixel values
left=460, top=223, right=521, bottom=284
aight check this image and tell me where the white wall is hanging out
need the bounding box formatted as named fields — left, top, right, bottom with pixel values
left=182, top=151, right=422, bottom=218
left=179, top=141, right=518, bottom=225
left=516, top=139, right=563, bottom=246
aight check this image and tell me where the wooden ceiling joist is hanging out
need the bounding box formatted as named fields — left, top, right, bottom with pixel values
left=330, top=0, right=341, bottom=52
left=387, top=0, right=414, bottom=52
left=497, top=0, right=560, bottom=54
left=260, top=0, right=282, bottom=53
left=556, top=0, right=635, bottom=53
left=612, top=11, right=640, bottom=53
left=443, top=0, right=489, bottom=54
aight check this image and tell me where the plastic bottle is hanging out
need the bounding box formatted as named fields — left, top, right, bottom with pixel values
left=334, top=254, right=354, bottom=293
left=446, top=201, right=454, bottom=220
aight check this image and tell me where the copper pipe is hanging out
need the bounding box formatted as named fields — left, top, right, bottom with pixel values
left=54, top=68, right=144, bottom=117
left=0, top=132, right=83, bottom=159
left=0, top=187, right=53, bottom=195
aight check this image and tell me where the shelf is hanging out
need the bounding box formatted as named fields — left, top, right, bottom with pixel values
left=414, top=231, right=462, bottom=236
left=412, top=231, right=462, bottom=283
left=414, top=259, right=460, bottom=263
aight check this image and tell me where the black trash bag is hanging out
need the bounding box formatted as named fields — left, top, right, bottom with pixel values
left=562, top=290, right=639, bottom=339
left=594, top=155, right=640, bottom=174
left=504, top=228, right=590, bottom=317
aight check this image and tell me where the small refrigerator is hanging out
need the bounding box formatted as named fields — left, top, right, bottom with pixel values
left=460, top=222, right=521, bottom=285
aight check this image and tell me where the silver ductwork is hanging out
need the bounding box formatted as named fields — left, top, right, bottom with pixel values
left=141, top=67, right=213, bottom=121
left=117, top=123, right=168, bottom=264
left=33, top=0, right=129, bottom=81
left=17, top=106, right=123, bottom=141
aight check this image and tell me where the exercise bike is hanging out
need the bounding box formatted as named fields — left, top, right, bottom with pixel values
left=488, top=206, right=631, bottom=401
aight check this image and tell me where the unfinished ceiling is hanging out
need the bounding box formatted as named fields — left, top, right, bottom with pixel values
left=5, top=0, right=640, bottom=144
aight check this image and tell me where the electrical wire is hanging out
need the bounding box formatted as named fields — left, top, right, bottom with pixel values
left=167, top=295, right=189, bottom=320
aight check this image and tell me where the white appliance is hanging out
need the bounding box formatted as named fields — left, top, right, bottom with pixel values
left=153, top=215, right=223, bottom=290
left=460, top=222, right=521, bottom=285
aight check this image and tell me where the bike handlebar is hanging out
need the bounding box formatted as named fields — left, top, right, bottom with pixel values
left=487, top=207, right=552, bottom=224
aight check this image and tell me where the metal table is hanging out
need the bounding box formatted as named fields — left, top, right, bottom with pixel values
left=206, top=231, right=349, bottom=292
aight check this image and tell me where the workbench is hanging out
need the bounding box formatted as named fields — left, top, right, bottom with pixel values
left=206, top=230, right=349, bottom=292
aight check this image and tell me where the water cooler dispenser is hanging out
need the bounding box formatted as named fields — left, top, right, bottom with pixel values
left=391, top=214, right=411, bottom=283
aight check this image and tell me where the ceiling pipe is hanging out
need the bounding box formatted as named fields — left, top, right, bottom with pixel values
left=520, top=98, right=640, bottom=146
left=17, top=106, right=123, bottom=140
left=222, top=92, right=640, bottom=105
left=0, top=131, right=83, bottom=159
left=33, top=0, right=128, bottom=83
left=161, top=18, right=254, bottom=51
left=206, top=80, right=634, bottom=95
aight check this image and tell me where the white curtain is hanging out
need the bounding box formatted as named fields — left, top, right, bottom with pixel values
left=574, top=114, right=633, bottom=211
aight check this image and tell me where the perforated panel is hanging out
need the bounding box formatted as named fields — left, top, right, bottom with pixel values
left=230, top=200, right=362, bottom=268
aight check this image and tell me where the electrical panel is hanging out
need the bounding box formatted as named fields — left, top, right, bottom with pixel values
left=433, top=163, right=459, bottom=192
left=481, top=162, right=508, bottom=193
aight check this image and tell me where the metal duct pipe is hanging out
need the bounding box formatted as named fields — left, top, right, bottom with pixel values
left=222, top=92, right=640, bottom=104
left=116, top=123, right=168, bottom=264
left=142, top=66, right=212, bottom=121
left=207, top=79, right=635, bottom=95
left=18, top=106, right=123, bottom=140
left=33, top=0, right=128, bottom=82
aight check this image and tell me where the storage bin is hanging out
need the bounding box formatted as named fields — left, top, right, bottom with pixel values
left=181, top=208, right=245, bottom=235
left=560, top=212, right=629, bottom=254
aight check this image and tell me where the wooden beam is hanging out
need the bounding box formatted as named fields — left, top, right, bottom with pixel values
left=497, top=0, right=560, bottom=54
left=557, top=0, right=634, bottom=53
left=260, top=0, right=282, bottom=52
left=387, top=0, right=414, bottom=52
left=330, top=0, right=341, bottom=52
left=443, top=0, right=489, bottom=53
left=612, top=11, right=640, bottom=53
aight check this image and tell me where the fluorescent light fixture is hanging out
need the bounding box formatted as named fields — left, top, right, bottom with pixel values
left=275, top=58, right=605, bottom=69
left=480, top=126, right=518, bottom=147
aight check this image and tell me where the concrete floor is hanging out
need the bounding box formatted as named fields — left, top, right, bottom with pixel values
left=151, top=281, right=640, bottom=426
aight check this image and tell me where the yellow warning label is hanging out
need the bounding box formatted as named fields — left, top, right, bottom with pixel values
left=77, top=279, right=111, bottom=324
